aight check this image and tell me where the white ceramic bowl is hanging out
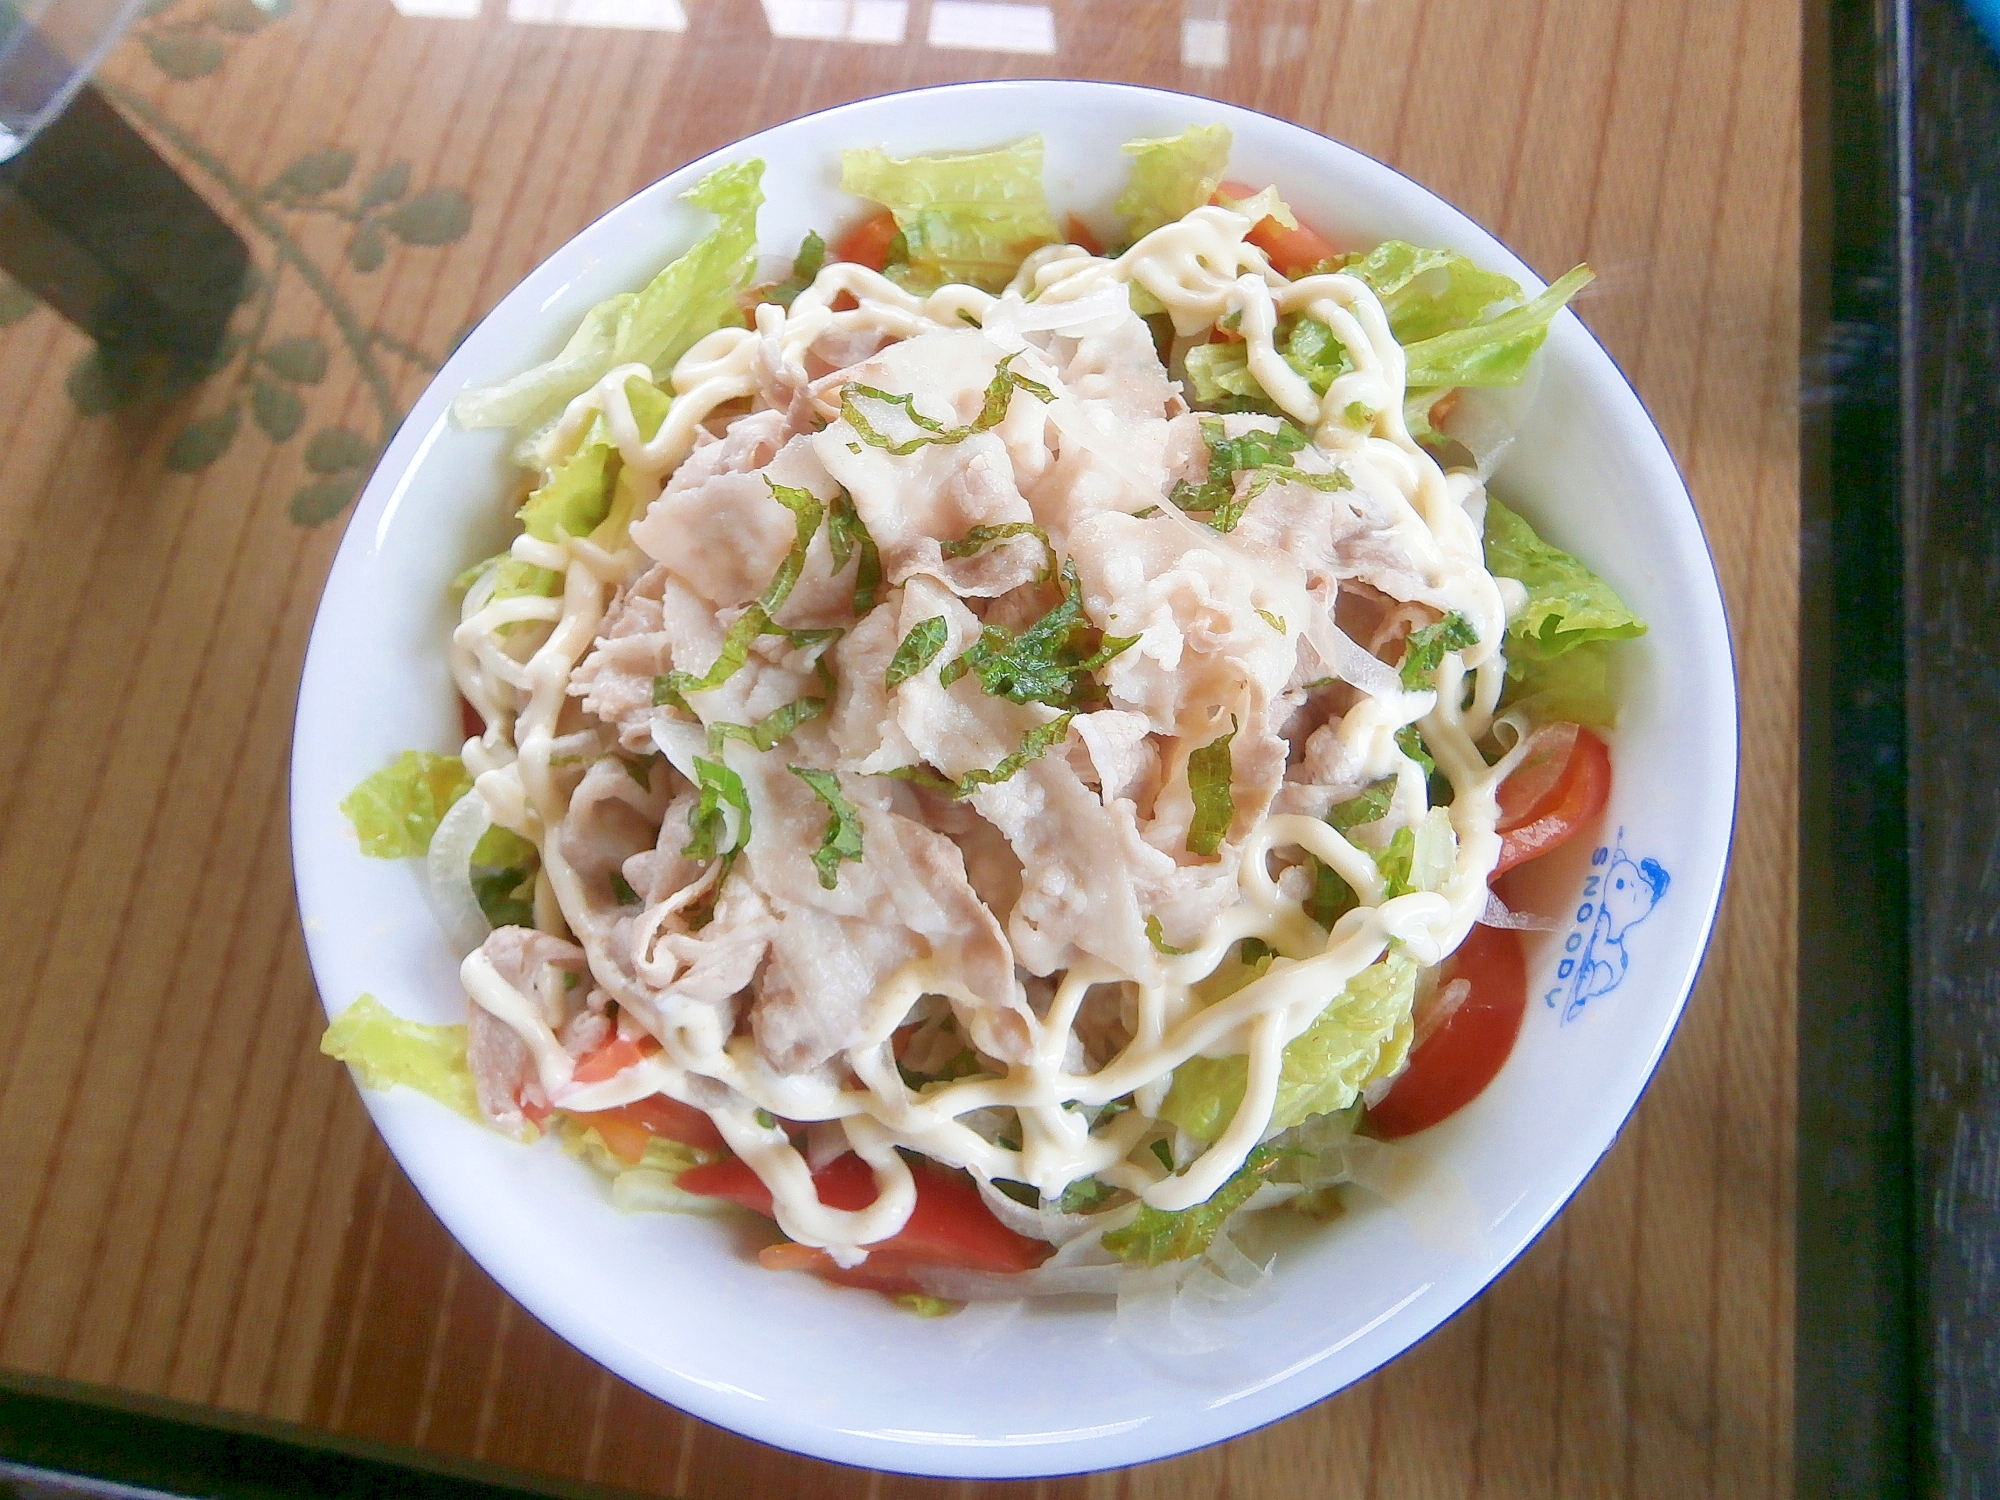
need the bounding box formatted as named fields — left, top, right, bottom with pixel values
left=291, top=80, right=1736, bottom=1479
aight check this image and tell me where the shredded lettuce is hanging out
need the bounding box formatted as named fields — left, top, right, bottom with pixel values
left=321, top=993, right=482, bottom=1122
left=341, top=750, right=471, bottom=858
left=953, top=712, right=1074, bottom=798
left=826, top=489, right=883, bottom=615
left=683, top=757, right=751, bottom=860
left=1101, top=1142, right=1289, bottom=1266
left=1184, top=717, right=1238, bottom=856
left=1114, top=123, right=1233, bottom=242
left=1484, top=496, right=1646, bottom=666
left=453, top=160, right=763, bottom=435
left=788, top=765, right=865, bottom=889
left=886, top=616, right=950, bottom=691
left=940, top=559, right=1133, bottom=709
left=1145, top=914, right=1189, bottom=955
left=841, top=136, right=1060, bottom=292
left=652, top=479, right=824, bottom=711
left=1160, top=955, right=1420, bottom=1142
left=939, top=520, right=1058, bottom=582
left=1170, top=416, right=1321, bottom=532
left=706, top=696, right=827, bottom=755
left=841, top=354, right=1053, bottom=455
left=1399, top=612, right=1479, bottom=691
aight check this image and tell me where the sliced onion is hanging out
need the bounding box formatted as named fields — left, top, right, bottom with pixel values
left=1439, top=360, right=1542, bottom=480
left=1338, top=1134, right=1483, bottom=1257
left=1303, top=611, right=1405, bottom=700
left=426, top=789, right=495, bottom=955
left=1481, top=890, right=1563, bottom=932
left=979, top=284, right=1132, bottom=352
left=972, top=1172, right=1119, bottom=1247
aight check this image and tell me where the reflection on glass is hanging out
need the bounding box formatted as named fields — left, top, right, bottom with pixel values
left=0, top=0, right=143, bottom=160
left=506, top=0, right=686, bottom=28
left=1180, top=17, right=1226, bottom=67
left=926, top=0, right=1054, bottom=54
left=391, top=0, right=480, bottom=17
left=762, top=0, right=906, bottom=44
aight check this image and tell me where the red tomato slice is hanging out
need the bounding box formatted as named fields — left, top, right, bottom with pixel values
left=832, top=209, right=898, bottom=272
left=1215, top=180, right=1339, bottom=276
left=458, top=695, right=483, bottom=740
left=757, top=1241, right=935, bottom=1297
left=1366, top=923, right=1527, bottom=1139
left=678, top=1154, right=1050, bottom=1274
left=571, top=1032, right=661, bottom=1085
left=567, top=1097, right=726, bottom=1160
left=1063, top=212, right=1104, bottom=257
left=1492, top=724, right=1612, bottom=876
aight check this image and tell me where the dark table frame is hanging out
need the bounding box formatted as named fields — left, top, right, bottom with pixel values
left=1801, top=0, right=2000, bottom=1494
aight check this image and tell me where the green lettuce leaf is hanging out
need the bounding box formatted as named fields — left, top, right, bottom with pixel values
left=340, top=750, right=471, bottom=858
left=841, top=136, right=1060, bottom=292
left=1484, top=496, right=1646, bottom=665
left=788, top=765, right=865, bottom=889
left=1114, top=123, right=1233, bottom=241
left=1401, top=264, right=1593, bottom=390
left=453, top=159, right=764, bottom=433
left=760, top=230, right=826, bottom=309
left=1335, top=240, right=1523, bottom=346
left=1159, top=954, right=1420, bottom=1141
left=451, top=554, right=562, bottom=606
left=1101, top=1142, right=1289, bottom=1266
left=1183, top=341, right=1266, bottom=405
left=321, top=993, right=481, bottom=1122
left=1501, top=639, right=1620, bottom=726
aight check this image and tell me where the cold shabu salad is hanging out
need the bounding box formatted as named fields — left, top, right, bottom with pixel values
left=325, top=126, right=1645, bottom=1314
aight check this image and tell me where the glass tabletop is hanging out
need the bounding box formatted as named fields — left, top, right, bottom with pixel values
left=0, top=2, right=1802, bottom=1495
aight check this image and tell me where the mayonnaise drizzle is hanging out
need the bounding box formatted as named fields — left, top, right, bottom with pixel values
left=449, top=199, right=1536, bottom=1255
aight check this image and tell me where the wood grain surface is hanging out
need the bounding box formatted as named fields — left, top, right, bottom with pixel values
left=0, top=2, right=1799, bottom=1495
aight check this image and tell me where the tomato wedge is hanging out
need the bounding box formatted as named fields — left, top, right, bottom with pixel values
left=1215, top=181, right=1339, bottom=277
left=561, top=1033, right=725, bottom=1159
left=678, top=1153, right=1050, bottom=1276
left=571, top=1031, right=660, bottom=1085
left=1492, top=723, right=1612, bottom=877
left=1063, top=212, right=1104, bottom=257
left=1367, top=922, right=1527, bottom=1139
left=832, top=209, right=898, bottom=272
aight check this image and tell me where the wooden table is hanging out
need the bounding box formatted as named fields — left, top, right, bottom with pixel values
left=0, top=2, right=1799, bottom=1494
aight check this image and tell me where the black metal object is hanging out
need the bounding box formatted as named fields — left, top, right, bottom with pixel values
left=1803, top=0, right=2000, bottom=1494
left=1798, top=0, right=1914, bottom=1491
left=0, top=76, right=246, bottom=361
left=0, top=1372, right=632, bottom=1500
left=1905, top=0, right=2000, bottom=1493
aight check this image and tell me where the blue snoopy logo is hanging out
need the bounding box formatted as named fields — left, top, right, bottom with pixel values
left=1546, top=829, right=1670, bottom=1024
